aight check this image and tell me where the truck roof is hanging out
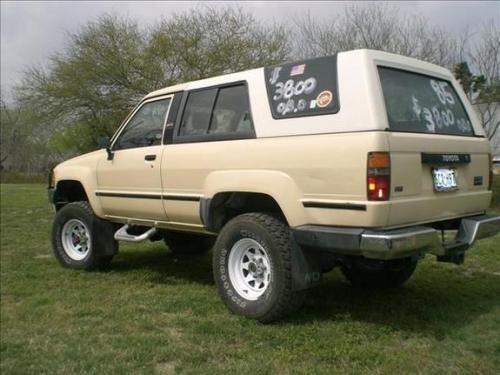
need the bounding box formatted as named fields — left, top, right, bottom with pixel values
left=143, top=49, right=452, bottom=100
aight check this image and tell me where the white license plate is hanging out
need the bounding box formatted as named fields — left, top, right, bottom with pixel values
left=432, top=168, right=458, bottom=192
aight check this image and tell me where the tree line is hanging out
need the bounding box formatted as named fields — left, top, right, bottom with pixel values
left=1, top=4, right=499, bottom=175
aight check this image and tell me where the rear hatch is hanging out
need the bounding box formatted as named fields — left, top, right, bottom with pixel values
left=378, top=67, right=492, bottom=227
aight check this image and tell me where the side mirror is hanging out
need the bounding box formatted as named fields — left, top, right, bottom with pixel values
left=98, top=136, right=114, bottom=160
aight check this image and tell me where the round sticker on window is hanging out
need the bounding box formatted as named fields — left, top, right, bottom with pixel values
left=316, top=90, right=333, bottom=108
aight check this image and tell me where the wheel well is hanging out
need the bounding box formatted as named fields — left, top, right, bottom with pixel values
left=54, top=180, right=89, bottom=210
left=203, top=192, right=287, bottom=232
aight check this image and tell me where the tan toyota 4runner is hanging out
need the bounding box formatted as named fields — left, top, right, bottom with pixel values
left=48, top=49, right=500, bottom=322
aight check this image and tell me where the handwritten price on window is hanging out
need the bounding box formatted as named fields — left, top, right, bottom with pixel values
left=272, top=78, right=318, bottom=115
left=413, top=79, right=471, bottom=133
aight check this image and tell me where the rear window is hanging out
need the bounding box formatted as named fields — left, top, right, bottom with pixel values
left=378, top=67, right=474, bottom=136
left=264, top=55, right=339, bottom=119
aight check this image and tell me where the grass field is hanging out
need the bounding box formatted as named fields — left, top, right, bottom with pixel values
left=1, top=184, right=499, bottom=374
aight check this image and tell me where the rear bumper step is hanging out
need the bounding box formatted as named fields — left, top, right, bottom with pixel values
left=292, top=214, right=500, bottom=261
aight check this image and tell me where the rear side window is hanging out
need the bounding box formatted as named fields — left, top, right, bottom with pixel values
left=178, top=84, right=254, bottom=140
left=209, top=85, right=253, bottom=135
left=264, top=55, right=339, bottom=119
left=378, top=67, right=474, bottom=136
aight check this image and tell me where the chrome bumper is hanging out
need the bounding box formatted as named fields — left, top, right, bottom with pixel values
left=360, top=226, right=441, bottom=260
left=292, top=214, right=500, bottom=261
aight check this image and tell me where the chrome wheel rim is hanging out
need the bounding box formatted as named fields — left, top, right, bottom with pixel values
left=228, top=238, right=271, bottom=300
left=61, top=219, right=91, bottom=261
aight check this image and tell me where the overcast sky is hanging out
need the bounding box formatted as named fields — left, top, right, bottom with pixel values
left=1, top=1, right=499, bottom=101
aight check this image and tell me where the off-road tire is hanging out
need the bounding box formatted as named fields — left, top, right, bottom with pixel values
left=341, top=257, right=418, bottom=288
left=163, top=231, right=215, bottom=255
left=52, top=201, right=117, bottom=270
left=213, top=213, right=305, bottom=323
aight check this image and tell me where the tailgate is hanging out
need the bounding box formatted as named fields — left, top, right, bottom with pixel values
left=388, top=132, right=491, bottom=227
left=377, top=65, right=492, bottom=228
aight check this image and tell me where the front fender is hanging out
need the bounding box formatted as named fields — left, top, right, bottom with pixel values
left=53, top=150, right=105, bottom=218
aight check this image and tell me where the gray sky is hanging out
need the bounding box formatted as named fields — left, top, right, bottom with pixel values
left=1, top=1, right=499, bottom=101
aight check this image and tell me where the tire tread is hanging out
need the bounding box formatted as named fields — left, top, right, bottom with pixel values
left=52, top=201, right=115, bottom=271
left=216, top=212, right=305, bottom=323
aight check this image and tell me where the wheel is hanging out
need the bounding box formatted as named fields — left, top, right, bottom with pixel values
left=341, top=257, right=418, bottom=288
left=213, top=213, right=305, bottom=323
left=163, top=231, right=215, bottom=255
left=52, top=201, right=117, bottom=270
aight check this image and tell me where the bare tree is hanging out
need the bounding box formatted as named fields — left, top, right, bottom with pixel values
left=293, top=3, right=460, bottom=68
left=0, top=99, right=20, bottom=170
left=465, top=20, right=500, bottom=142
left=294, top=3, right=499, bottom=147
left=0, top=97, right=62, bottom=174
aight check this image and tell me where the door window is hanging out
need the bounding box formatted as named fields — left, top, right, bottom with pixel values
left=114, top=98, right=171, bottom=150
left=178, top=89, right=217, bottom=137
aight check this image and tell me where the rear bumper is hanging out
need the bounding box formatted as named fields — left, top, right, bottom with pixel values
left=292, top=214, right=500, bottom=261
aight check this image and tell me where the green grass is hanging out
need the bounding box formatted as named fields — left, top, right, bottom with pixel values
left=1, top=184, right=500, bottom=374
left=0, top=171, right=45, bottom=184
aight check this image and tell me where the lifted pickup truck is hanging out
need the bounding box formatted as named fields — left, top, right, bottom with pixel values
left=49, top=49, right=500, bottom=322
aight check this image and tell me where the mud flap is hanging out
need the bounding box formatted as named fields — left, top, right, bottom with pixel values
left=92, top=218, right=118, bottom=256
left=290, top=232, right=322, bottom=291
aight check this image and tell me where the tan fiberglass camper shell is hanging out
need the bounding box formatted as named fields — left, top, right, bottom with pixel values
left=48, top=49, right=500, bottom=322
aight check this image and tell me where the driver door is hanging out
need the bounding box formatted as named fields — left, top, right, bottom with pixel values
left=96, top=95, right=172, bottom=221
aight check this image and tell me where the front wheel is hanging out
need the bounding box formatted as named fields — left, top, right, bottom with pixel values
left=213, top=213, right=305, bottom=323
left=52, top=201, right=117, bottom=270
left=341, top=257, right=418, bottom=288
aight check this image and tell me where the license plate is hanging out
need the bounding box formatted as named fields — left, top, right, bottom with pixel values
left=432, top=168, right=458, bottom=192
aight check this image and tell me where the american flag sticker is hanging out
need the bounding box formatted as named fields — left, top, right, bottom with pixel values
left=290, top=64, right=306, bottom=76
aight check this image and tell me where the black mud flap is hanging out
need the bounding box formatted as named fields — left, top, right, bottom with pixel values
left=290, top=232, right=322, bottom=291
left=437, top=244, right=467, bottom=264
left=437, top=252, right=465, bottom=265
left=92, top=218, right=119, bottom=256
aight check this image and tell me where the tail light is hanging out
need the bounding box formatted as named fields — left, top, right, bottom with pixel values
left=488, top=153, right=493, bottom=190
left=367, top=152, right=390, bottom=201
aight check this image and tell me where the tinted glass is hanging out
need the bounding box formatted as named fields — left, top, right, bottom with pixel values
left=178, top=89, right=217, bottom=136
left=208, top=85, right=253, bottom=135
left=114, top=99, right=170, bottom=150
left=378, top=67, right=474, bottom=136
left=264, top=55, right=339, bottom=119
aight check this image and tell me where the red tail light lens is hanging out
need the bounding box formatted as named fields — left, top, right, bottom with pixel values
left=368, top=175, right=390, bottom=200
left=367, top=152, right=390, bottom=201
